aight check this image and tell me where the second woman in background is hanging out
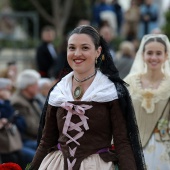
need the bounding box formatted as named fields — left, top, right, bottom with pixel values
left=124, top=34, right=170, bottom=170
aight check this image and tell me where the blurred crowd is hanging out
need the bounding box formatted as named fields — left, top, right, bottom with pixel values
left=0, top=0, right=169, bottom=168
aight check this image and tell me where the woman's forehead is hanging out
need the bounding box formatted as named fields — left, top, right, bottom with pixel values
left=144, top=41, right=166, bottom=51
left=68, top=33, right=94, bottom=45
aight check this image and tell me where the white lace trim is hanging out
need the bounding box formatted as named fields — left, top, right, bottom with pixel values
left=125, top=74, right=170, bottom=114
left=48, top=70, right=118, bottom=106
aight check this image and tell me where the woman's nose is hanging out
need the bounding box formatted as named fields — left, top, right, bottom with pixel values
left=150, top=54, right=157, bottom=59
left=74, top=49, right=81, bottom=56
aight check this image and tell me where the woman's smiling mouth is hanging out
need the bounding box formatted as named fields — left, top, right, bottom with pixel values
left=74, top=59, right=85, bottom=64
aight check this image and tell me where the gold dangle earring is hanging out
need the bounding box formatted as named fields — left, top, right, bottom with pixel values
left=144, top=62, right=147, bottom=73
left=161, top=63, right=165, bottom=74
left=102, top=54, right=105, bottom=61
left=95, top=58, right=98, bottom=65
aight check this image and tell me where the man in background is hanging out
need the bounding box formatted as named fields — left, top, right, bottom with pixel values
left=36, top=26, right=58, bottom=78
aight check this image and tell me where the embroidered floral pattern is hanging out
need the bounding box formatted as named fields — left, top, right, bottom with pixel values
left=144, top=135, right=170, bottom=169
left=145, top=145, right=155, bottom=153
left=154, top=119, right=170, bottom=141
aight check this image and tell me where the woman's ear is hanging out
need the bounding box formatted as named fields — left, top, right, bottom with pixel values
left=97, top=46, right=102, bottom=57
left=142, top=52, right=146, bottom=62
left=165, top=52, right=168, bottom=61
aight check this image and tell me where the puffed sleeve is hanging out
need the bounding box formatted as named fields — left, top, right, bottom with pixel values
left=110, top=99, right=137, bottom=170
left=30, top=104, right=59, bottom=170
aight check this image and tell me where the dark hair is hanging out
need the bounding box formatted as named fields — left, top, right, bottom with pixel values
left=143, top=37, right=167, bottom=52
left=68, top=25, right=123, bottom=83
left=41, top=25, right=55, bottom=33
left=7, top=61, right=16, bottom=66
left=68, top=25, right=100, bottom=49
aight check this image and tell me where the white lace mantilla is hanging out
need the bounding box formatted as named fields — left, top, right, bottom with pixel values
left=125, top=74, right=170, bottom=114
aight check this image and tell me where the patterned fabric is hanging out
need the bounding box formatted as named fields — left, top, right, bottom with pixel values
left=124, top=74, right=170, bottom=114
left=144, top=135, right=170, bottom=170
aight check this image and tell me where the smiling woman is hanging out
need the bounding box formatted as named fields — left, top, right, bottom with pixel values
left=29, top=25, right=146, bottom=170
left=124, top=34, right=170, bottom=169
left=67, top=33, right=101, bottom=76
left=67, top=33, right=101, bottom=98
left=143, top=41, right=166, bottom=69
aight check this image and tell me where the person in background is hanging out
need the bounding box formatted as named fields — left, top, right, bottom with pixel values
left=0, top=78, right=35, bottom=169
left=92, top=0, right=117, bottom=35
left=150, top=27, right=162, bottom=34
left=0, top=118, right=22, bottom=165
left=123, top=0, right=140, bottom=41
left=138, top=0, right=159, bottom=39
left=29, top=25, right=146, bottom=170
left=111, top=0, right=123, bottom=35
left=0, top=61, right=18, bottom=93
left=36, top=26, right=58, bottom=78
left=76, top=18, right=91, bottom=26
left=99, top=24, right=116, bottom=60
left=0, top=78, right=22, bottom=166
left=11, top=70, right=42, bottom=157
left=114, top=41, right=135, bottom=79
left=37, top=78, right=53, bottom=106
left=124, top=34, right=170, bottom=169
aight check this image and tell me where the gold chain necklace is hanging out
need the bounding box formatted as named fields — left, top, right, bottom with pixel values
left=73, top=70, right=97, bottom=99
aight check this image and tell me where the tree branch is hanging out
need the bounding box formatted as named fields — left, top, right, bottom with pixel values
left=51, top=0, right=59, bottom=22
left=60, top=0, right=74, bottom=27
left=29, top=0, right=55, bottom=25
left=51, top=0, right=74, bottom=36
left=63, top=0, right=74, bottom=19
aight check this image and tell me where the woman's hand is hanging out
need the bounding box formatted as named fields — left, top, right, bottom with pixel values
left=0, top=118, right=8, bottom=129
left=0, top=90, right=11, bottom=100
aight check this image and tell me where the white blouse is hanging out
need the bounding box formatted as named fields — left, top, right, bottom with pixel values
left=48, top=70, right=118, bottom=107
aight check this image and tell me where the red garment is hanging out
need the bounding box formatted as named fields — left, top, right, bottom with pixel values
left=0, top=163, right=22, bottom=170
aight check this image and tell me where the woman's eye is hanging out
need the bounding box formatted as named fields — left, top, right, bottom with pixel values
left=83, top=46, right=89, bottom=50
left=147, top=52, right=152, bottom=55
left=156, top=52, right=161, bottom=55
left=68, top=46, right=75, bottom=50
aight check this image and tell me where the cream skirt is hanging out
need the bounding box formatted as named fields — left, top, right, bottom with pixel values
left=39, top=150, right=116, bottom=170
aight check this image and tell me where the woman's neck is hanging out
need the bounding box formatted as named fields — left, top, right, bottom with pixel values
left=144, top=70, right=164, bottom=82
left=141, top=70, right=165, bottom=89
left=73, top=69, right=96, bottom=82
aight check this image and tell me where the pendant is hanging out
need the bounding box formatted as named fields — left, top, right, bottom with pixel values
left=74, top=86, right=83, bottom=99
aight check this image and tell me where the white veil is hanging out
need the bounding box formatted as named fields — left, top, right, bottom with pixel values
left=127, top=34, right=170, bottom=77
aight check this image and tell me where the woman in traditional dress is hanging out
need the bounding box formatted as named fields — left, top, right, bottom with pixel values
left=29, top=25, right=146, bottom=170
left=124, top=34, right=170, bottom=170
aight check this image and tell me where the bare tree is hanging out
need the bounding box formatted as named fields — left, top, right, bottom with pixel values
left=29, top=0, right=74, bottom=38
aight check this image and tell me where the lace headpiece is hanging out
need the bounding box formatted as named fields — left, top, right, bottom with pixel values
left=128, top=34, right=170, bottom=76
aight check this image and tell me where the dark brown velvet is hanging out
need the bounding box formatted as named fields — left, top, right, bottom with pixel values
left=30, top=100, right=137, bottom=170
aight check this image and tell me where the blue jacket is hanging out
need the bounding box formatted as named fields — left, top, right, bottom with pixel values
left=0, top=100, right=26, bottom=133
left=138, top=4, right=158, bottom=39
